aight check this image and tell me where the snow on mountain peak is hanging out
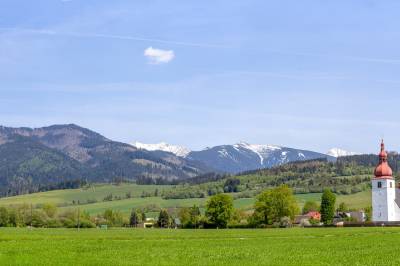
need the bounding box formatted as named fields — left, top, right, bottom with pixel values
left=133, top=142, right=191, bottom=157
left=235, top=142, right=282, bottom=165
left=236, top=142, right=281, bottom=153
left=327, top=148, right=358, bottom=158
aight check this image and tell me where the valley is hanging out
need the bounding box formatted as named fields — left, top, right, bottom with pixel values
left=0, top=183, right=370, bottom=217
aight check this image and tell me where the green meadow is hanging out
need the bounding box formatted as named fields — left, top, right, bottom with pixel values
left=0, top=227, right=399, bottom=266
left=0, top=184, right=371, bottom=217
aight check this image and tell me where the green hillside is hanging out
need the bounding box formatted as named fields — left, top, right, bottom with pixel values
left=0, top=183, right=172, bottom=206
left=0, top=183, right=371, bottom=217
left=0, top=158, right=377, bottom=217
left=0, top=183, right=250, bottom=215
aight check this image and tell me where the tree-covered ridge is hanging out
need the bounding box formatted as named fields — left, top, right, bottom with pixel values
left=164, top=158, right=379, bottom=200
left=239, top=158, right=372, bottom=193
left=338, top=153, right=400, bottom=176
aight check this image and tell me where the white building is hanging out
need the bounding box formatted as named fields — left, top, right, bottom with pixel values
left=372, top=141, right=400, bottom=222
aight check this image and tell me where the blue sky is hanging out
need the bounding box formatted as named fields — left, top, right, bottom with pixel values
left=1, top=0, right=400, bottom=153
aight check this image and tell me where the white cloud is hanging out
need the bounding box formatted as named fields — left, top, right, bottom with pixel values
left=144, top=47, right=175, bottom=64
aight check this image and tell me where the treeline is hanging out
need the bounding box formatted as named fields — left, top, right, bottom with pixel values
left=135, top=176, right=180, bottom=185
left=0, top=204, right=95, bottom=228
left=161, top=178, right=241, bottom=200
left=0, top=204, right=143, bottom=228
left=138, top=186, right=346, bottom=229
left=179, top=173, right=231, bottom=185
left=0, top=185, right=365, bottom=229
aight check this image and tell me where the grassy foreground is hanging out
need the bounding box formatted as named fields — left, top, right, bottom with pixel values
left=0, top=227, right=399, bottom=265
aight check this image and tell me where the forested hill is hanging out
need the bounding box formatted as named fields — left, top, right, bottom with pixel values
left=0, top=124, right=211, bottom=197
left=241, top=157, right=368, bottom=176
left=163, top=157, right=386, bottom=200
left=241, top=153, right=400, bottom=177
left=236, top=154, right=400, bottom=194
left=338, top=153, right=400, bottom=174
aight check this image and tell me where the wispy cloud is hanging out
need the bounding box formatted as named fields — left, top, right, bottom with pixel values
left=1, top=27, right=399, bottom=65
left=0, top=28, right=228, bottom=48
left=144, top=47, right=174, bottom=64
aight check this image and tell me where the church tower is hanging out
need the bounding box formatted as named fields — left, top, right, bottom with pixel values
left=372, top=140, right=399, bottom=222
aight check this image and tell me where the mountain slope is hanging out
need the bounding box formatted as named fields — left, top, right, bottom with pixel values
left=0, top=135, right=89, bottom=196
left=187, top=142, right=335, bottom=173
left=0, top=125, right=210, bottom=196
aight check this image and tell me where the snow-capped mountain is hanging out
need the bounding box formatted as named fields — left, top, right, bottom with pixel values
left=327, top=148, right=358, bottom=158
left=187, top=142, right=335, bottom=173
left=133, top=142, right=191, bottom=157
left=133, top=141, right=336, bottom=173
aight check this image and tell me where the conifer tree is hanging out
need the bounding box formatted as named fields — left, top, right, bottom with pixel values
left=320, top=189, right=336, bottom=225
left=130, top=209, right=140, bottom=227
left=157, top=209, right=170, bottom=228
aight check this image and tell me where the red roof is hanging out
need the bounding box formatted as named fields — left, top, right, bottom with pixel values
left=306, top=211, right=321, bottom=220
left=374, top=140, right=393, bottom=179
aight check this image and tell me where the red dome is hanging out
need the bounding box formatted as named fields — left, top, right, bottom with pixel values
left=375, top=163, right=393, bottom=177
left=374, top=140, right=393, bottom=178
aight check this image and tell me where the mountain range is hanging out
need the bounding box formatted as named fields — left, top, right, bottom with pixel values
left=133, top=141, right=338, bottom=173
left=0, top=123, right=356, bottom=197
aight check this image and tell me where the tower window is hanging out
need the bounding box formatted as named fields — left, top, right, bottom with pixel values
left=378, top=182, right=382, bottom=188
left=390, top=182, right=393, bottom=188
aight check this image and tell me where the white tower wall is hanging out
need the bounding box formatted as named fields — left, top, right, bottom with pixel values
left=372, top=178, right=398, bottom=222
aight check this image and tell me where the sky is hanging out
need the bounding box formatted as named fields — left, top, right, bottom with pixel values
left=1, top=0, right=400, bottom=153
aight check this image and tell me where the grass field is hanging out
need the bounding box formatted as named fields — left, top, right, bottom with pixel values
left=0, top=184, right=371, bottom=217
left=0, top=227, right=399, bottom=265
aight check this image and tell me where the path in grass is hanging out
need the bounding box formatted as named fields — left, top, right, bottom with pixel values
left=0, top=227, right=398, bottom=265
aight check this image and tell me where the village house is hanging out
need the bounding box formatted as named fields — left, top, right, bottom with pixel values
left=294, top=211, right=321, bottom=226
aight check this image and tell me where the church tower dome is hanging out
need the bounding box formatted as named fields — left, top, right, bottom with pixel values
left=374, top=140, right=393, bottom=178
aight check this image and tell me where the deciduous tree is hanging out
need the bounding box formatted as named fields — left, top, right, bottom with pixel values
left=205, top=194, right=233, bottom=228
left=302, top=200, right=319, bottom=214
left=252, top=185, right=299, bottom=226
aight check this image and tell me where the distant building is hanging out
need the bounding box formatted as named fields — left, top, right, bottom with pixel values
left=294, top=211, right=321, bottom=225
left=306, top=211, right=321, bottom=221
left=140, top=218, right=156, bottom=228
left=345, top=211, right=366, bottom=222
left=372, top=140, right=400, bottom=222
